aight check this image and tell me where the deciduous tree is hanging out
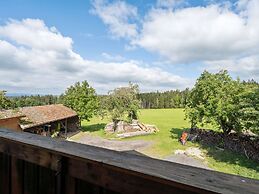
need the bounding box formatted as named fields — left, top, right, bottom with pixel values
left=239, top=85, right=259, bottom=134
left=104, top=83, right=140, bottom=128
left=62, top=81, right=98, bottom=121
left=186, top=70, right=244, bottom=134
left=0, top=90, right=12, bottom=110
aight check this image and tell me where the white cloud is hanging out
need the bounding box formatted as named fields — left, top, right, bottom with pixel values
left=101, top=52, right=125, bottom=61
left=91, top=0, right=259, bottom=81
left=0, top=19, right=73, bottom=51
left=84, top=60, right=188, bottom=87
left=205, top=55, right=259, bottom=81
left=156, top=0, right=185, bottom=9
left=134, top=0, right=259, bottom=63
left=91, top=0, right=138, bottom=39
left=236, top=0, right=250, bottom=11
left=0, top=18, right=188, bottom=94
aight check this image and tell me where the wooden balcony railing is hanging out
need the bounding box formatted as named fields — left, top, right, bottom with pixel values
left=0, top=128, right=258, bottom=194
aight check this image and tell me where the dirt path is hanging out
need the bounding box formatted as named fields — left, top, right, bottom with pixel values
left=70, top=133, right=152, bottom=152
left=70, top=133, right=210, bottom=170
left=164, top=154, right=210, bottom=169
left=164, top=147, right=211, bottom=170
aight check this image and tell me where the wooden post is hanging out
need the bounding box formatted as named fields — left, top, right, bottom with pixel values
left=65, top=119, right=68, bottom=139
left=56, top=156, right=64, bottom=194
left=11, top=157, right=23, bottom=194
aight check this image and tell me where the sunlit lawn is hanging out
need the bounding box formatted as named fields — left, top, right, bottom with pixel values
left=77, top=108, right=259, bottom=180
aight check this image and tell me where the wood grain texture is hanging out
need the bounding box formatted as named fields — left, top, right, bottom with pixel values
left=38, top=166, right=56, bottom=194
left=23, top=161, right=39, bottom=194
left=11, top=157, right=23, bottom=194
left=0, top=153, right=11, bottom=194
left=0, top=128, right=259, bottom=194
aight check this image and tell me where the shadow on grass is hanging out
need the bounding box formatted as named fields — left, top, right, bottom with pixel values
left=200, top=144, right=259, bottom=173
left=170, top=128, right=259, bottom=174
left=81, top=123, right=106, bottom=133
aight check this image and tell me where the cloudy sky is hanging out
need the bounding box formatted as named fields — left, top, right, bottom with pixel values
left=0, top=0, right=258, bottom=94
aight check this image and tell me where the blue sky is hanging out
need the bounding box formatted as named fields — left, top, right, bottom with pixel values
left=0, top=1, right=158, bottom=62
left=0, top=0, right=258, bottom=94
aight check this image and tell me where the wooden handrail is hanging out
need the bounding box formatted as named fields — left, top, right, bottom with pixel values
left=0, top=128, right=258, bottom=194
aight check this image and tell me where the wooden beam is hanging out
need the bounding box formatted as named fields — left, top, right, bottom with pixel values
left=0, top=128, right=259, bottom=194
left=60, top=120, right=68, bottom=138
left=60, top=121, right=66, bottom=129
left=65, top=119, right=68, bottom=138
left=0, top=138, right=61, bottom=171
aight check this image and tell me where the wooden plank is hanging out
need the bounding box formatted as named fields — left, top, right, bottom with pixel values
left=68, top=159, right=194, bottom=194
left=64, top=175, right=76, bottom=194
left=56, top=156, right=64, bottom=194
left=38, top=166, right=56, bottom=194
left=0, top=153, right=3, bottom=194
left=65, top=119, right=68, bottom=138
left=11, top=157, right=24, bottom=194
left=0, top=153, right=5, bottom=194
left=101, top=188, right=120, bottom=194
left=1, top=153, right=11, bottom=194
left=0, top=128, right=259, bottom=194
left=0, top=138, right=60, bottom=171
left=23, top=161, right=39, bottom=194
left=116, top=131, right=153, bottom=138
left=76, top=179, right=101, bottom=194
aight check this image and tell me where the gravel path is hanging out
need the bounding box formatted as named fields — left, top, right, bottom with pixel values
left=71, top=133, right=152, bottom=152
left=164, top=147, right=211, bottom=170
left=71, top=133, right=210, bottom=170
left=164, top=154, right=210, bottom=169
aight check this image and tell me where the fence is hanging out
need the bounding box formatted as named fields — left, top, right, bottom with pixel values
left=0, top=128, right=258, bottom=194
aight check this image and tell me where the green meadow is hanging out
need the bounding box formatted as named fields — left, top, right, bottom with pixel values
left=78, top=108, right=259, bottom=180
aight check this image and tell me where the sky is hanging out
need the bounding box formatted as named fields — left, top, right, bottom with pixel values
left=0, top=0, right=258, bottom=95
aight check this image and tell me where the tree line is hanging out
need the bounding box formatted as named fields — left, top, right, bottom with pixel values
left=1, top=70, right=258, bottom=135
left=138, top=89, right=190, bottom=109
left=9, top=95, right=60, bottom=108
left=2, top=89, right=190, bottom=109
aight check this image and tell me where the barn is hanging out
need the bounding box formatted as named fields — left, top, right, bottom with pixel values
left=0, top=104, right=80, bottom=137
left=0, top=110, right=24, bottom=131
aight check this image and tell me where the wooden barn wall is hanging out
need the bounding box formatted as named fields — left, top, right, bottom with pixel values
left=0, top=117, right=22, bottom=132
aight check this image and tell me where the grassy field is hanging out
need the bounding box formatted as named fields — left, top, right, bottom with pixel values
left=79, top=108, right=259, bottom=180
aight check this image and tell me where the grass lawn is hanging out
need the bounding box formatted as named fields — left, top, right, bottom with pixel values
left=78, top=108, right=259, bottom=180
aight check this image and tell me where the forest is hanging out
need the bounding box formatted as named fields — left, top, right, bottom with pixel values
left=8, top=94, right=60, bottom=108
left=3, top=89, right=190, bottom=109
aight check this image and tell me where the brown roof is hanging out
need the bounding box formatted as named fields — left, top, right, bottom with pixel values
left=19, top=104, right=77, bottom=129
left=0, top=109, right=25, bottom=119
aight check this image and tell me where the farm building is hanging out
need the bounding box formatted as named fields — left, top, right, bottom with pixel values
left=0, top=110, right=24, bottom=131
left=0, top=104, right=80, bottom=137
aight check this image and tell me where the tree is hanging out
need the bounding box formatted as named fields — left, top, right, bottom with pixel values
left=186, top=70, right=244, bottom=134
left=104, top=83, right=140, bottom=128
left=0, top=90, right=12, bottom=110
left=62, top=81, right=98, bottom=121
left=10, top=94, right=59, bottom=108
left=239, top=85, right=259, bottom=134
left=137, top=89, right=190, bottom=109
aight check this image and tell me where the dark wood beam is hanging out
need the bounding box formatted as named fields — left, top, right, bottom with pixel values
left=0, top=128, right=258, bottom=194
